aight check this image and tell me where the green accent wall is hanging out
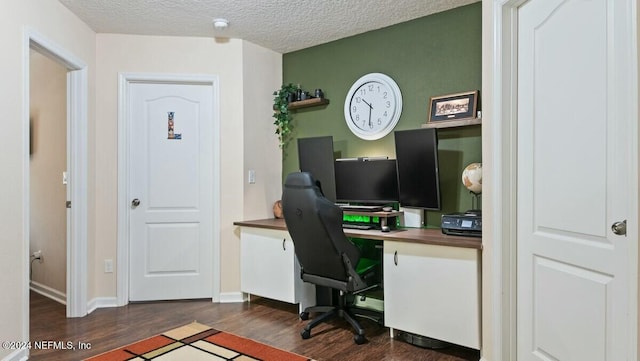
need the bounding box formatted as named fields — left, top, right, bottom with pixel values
left=281, top=3, right=481, bottom=227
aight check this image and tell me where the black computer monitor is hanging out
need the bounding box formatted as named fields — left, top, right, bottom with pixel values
left=334, top=159, right=399, bottom=204
left=394, top=128, right=441, bottom=210
left=297, top=136, right=336, bottom=202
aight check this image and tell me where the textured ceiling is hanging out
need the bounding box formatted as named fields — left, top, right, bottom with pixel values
left=58, top=0, right=479, bottom=54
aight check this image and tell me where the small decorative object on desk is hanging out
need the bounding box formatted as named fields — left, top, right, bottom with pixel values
left=462, top=162, right=482, bottom=213
left=273, top=200, right=283, bottom=219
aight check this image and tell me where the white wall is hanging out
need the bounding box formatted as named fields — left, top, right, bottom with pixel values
left=242, top=41, right=284, bottom=220
left=29, top=50, right=68, bottom=298
left=0, top=0, right=96, bottom=359
left=94, top=34, right=283, bottom=298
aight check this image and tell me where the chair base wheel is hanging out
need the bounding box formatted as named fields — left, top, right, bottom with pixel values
left=299, top=312, right=309, bottom=320
left=301, top=329, right=311, bottom=339
left=354, top=334, right=366, bottom=344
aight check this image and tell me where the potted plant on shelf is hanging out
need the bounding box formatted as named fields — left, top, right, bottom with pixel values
left=273, top=83, right=298, bottom=149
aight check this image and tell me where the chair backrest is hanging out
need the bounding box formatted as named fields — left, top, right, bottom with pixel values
left=282, top=172, right=361, bottom=282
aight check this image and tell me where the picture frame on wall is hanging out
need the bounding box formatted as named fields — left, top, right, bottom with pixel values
left=426, top=90, right=480, bottom=128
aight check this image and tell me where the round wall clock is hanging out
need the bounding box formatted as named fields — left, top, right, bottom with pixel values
left=344, top=73, right=403, bottom=140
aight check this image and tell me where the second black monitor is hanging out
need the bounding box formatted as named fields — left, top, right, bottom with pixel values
left=394, top=128, right=441, bottom=210
left=298, top=136, right=336, bottom=202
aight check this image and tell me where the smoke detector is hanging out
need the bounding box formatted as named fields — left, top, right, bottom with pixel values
left=213, top=18, right=229, bottom=30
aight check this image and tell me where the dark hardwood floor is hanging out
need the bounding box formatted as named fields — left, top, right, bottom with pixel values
left=29, top=291, right=480, bottom=361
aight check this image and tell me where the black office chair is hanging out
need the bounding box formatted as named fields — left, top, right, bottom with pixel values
left=282, top=172, right=381, bottom=344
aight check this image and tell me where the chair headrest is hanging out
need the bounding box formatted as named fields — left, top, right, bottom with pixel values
left=284, top=172, right=316, bottom=188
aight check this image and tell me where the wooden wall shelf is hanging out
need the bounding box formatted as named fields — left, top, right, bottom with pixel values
left=287, top=98, right=329, bottom=110
left=422, top=117, right=481, bottom=129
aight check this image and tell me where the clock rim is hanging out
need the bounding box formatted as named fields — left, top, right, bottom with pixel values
left=344, top=72, right=403, bottom=140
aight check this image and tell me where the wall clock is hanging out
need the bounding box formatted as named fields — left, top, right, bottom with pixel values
left=344, top=73, right=403, bottom=140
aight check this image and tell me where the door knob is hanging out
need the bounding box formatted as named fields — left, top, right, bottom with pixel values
left=131, top=198, right=141, bottom=207
left=611, top=220, right=626, bottom=236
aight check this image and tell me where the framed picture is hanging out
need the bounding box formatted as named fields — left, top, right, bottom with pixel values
left=427, top=91, right=479, bottom=128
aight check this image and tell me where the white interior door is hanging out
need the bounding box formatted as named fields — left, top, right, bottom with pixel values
left=517, top=1, right=637, bottom=360
left=129, top=81, right=214, bottom=301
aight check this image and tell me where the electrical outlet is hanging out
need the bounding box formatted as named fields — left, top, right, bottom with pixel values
left=32, top=250, right=43, bottom=263
left=104, top=259, right=114, bottom=273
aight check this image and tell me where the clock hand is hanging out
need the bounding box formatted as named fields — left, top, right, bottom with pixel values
left=362, top=99, right=373, bottom=128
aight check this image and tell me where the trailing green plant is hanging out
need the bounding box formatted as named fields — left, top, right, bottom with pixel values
left=273, top=83, right=298, bottom=149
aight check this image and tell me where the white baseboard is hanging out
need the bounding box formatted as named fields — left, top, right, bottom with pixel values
left=87, top=297, right=119, bottom=314
left=30, top=281, right=66, bottom=305
left=1, top=348, right=28, bottom=361
left=217, top=292, right=245, bottom=303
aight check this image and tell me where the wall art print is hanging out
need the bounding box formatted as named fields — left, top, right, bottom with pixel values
left=167, top=111, right=182, bottom=140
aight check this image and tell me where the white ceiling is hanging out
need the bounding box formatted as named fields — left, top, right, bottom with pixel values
left=59, top=0, right=479, bottom=54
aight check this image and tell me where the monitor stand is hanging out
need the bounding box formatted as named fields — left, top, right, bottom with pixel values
left=400, top=207, right=423, bottom=228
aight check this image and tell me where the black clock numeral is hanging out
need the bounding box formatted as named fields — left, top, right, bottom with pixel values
left=352, top=105, right=357, bottom=112
left=368, top=84, right=374, bottom=92
left=383, top=91, right=388, bottom=99
left=360, top=88, right=366, bottom=96
left=377, top=118, right=382, bottom=125
left=384, top=110, right=388, bottom=117
left=386, top=101, right=391, bottom=108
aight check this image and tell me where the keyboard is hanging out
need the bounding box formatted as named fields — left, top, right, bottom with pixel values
left=339, top=205, right=383, bottom=212
left=342, top=223, right=374, bottom=230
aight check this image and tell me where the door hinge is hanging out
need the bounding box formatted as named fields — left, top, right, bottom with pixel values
left=66, top=201, right=71, bottom=209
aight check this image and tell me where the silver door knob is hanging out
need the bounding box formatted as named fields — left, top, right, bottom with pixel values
left=611, top=220, right=626, bottom=236
left=131, top=198, right=141, bottom=207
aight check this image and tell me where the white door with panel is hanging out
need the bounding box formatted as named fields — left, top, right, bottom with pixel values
left=517, top=0, right=637, bottom=360
left=129, top=81, right=214, bottom=301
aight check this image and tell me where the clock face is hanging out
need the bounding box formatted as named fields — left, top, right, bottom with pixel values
left=344, top=73, right=402, bottom=140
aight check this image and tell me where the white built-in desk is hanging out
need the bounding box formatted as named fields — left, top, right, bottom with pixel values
left=233, top=218, right=482, bottom=350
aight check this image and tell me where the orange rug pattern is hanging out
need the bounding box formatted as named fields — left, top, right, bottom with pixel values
left=84, top=322, right=313, bottom=361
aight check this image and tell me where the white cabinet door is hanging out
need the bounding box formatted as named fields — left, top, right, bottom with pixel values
left=383, top=240, right=480, bottom=349
left=240, top=228, right=315, bottom=310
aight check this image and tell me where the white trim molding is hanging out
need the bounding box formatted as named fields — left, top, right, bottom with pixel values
left=30, top=281, right=67, bottom=305
left=3, top=349, right=28, bottom=361
left=484, top=1, right=525, bottom=360
left=23, top=28, right=89, bottom=345
left=218, top=292, right=246, bottom=304
left=87, top=297, right=119, bottom=314
left=117, top=73, right=222, bottom=306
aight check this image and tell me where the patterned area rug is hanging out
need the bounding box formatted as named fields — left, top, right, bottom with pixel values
left=84, top=322, right=313, bottom=361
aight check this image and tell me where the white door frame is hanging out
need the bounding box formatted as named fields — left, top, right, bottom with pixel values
left=488, top=1, right=522, bottom=359
left=23, top=29, right=89, bottom=319
left=489, top=0, right=639, bottom=359
left=116, top=73, right=221, bottom=305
